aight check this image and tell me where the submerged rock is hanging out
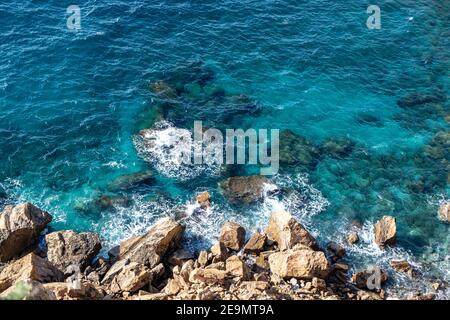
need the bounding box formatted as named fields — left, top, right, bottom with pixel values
left=279, top=130, right=319, bottom=168
left=397, top=92, right=446, bottom=108
left=150, top=80, right=177, bottom=99
left=220, top=176, right=270, bottom=204
left=107, top=170, right=155, bottom=192
left=265, top=210, right=317, bottom=251
left=374, top=215, right=397, bottom=249
left=438, top=202, right=450, bottom=223
left=45, top=230, right=102, bottom=272
left=219, top=221, right=246, bottom=252
left=0, top=203, right=52, bottom=262
left=320, top=137, right=355, bottom=159
left=268, top=249, right=330, bottom=280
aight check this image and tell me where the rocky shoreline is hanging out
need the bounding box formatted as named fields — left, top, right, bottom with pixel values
left=1, top=194, right=448, bottom=301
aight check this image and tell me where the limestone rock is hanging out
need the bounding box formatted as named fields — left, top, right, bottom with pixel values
left=210, top=241, right=229, bottom=262
left=189, top=268, right=227, bottom=285
left=0, top=203, right=52, bottom=262
left=327, top=242, right=346, bottom=261
left=265, top=211, right=317, bottom=250
left=196, top=192, right=211, bottom=209
left=220, top=176, right=269, bottom=204
left=108, top=262, right=152, bottom=294
left=225, top=256, right=250, bottom=279
left=438, top=202, right=450, bottom=223
left=168, top=249, right=194, bottom=267
left=346, top=232, right=359, bottom=245
left=351, top=267, right=388, bottom=290
left=268, top=249, right=330, bottom=280
left=390, top=260, right=415, bottom=276
left=0, top=253, right=63, bottom=292
left=374, top=216, right=396, bottom=248
left=43, top=281, right=104, bottom=300
left=0, top=279, right=56, bottom=300
left=45, top=230, right=101, bottom=272
left=243, top=232, right=266, bottom=255
left=219, top=221, right=245, bottom=251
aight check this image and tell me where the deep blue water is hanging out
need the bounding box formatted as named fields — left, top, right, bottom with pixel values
left=0, top=0, right=449, bottom=297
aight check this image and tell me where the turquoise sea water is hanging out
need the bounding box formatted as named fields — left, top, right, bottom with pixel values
left=0, top=1, right=449, bottom=297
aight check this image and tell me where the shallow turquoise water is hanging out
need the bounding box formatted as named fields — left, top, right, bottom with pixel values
left=0, top=1, right=449, bottom=297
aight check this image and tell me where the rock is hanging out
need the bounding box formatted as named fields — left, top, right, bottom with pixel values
left=397, top=92, right=445, bottom=108
left=320, top=137, right=355, bottom=158
left=43, top=281, right=104, bottom=300
left=45, top=230, right=101, bottom=272
left=374, top=215, right=396, bottom=248
left=346, top=232, right=359, bottom=245
left=279, top=130, right=319, bottom=168
left=438, top=202, right=450, bottom=223
left=0, top=203, right=52, bottom=262
left=219, top=221, right=246, bottom=251
left=311, top=277, right=327, bottom=291
left=390, top=260, right=415, bottom=276
left=210, top=241, right=229, bottom=262
left=0, top=279, right=56, bottom=300
left=168, top=249, right=194, bottom=267
left=220, top=176, right=269, bottom=204
left=196, top=192, right=211, bottom=209
left=243, top=232, right=266, bottom=255
left=225, top=256, right=250, bottom=279
left=0, top=253, right=63, bottom=291
left=265, top=211, right=317, bottom=251
left=197, top=250, right=209, bottom=267
left=163, top=278, right=182, bottom=295
left=108, top=262, right=152, bottom=294
left=107, top=170, right=155, bottom=192
left=268, top=249, right=330, bottom=280
left=150, top=80, right=177, bottom=99
left=327, top=242, right=346, bottom=261
left=189, top=268, right=227, bottom=285
left=118, top=217, right=184, bottom=268
left=351, top=268, right=388, bottom=290
left=332, top=263, right=349, bottom=272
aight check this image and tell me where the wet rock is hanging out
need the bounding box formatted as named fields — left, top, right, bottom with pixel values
left=374, top=215, right=397, bottom=248
left=107, top=170, right=155, bottom=192
left=225, top=256, right=250, bottom=279
left=0, top=253, right=63, bottom=291
left=117, top=217, right=184, bottom=268
left=265, top=210, right=317, bottom=251
left=390, top=260, right=415, bottom=276
left=351, top=268, right=388, bottom=290
left=195, top=191, right=211, bottom=209
left=219, top=221, right=246, bottom=251
left=346, top=232, right=359, bottom=245
left=45, top=230, right=101, bottom=272
left=268, top=249, right=330, bottom=280
left=397, top=92, right=445, bottom=108
left=327, top=242, right=346, bottom=261
left=189, top=268, right=227, bottom=285
left=320, top=137, right=355, bottom=159
left=150, top=80, right=177, bottom=99
left=279, top=130, right=319, bottom=168
left=243, top=232, right=266, bottom=255
left=438, top=202, right=450, bottom=223
left=220, top=176, right=270, bottom=204
left=0, top=203, right=52, bottom=262
left=0, top=279, right=56, bottom=300
left=168, top=249, right=194, bottom=267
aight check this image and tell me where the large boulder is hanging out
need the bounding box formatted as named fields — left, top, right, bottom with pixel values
left=220, top=176, right=270, bottom=204
left=268, top=249, right=330, bottom=280
left=225, top=255, right=250, bottom=279
left=265, top=211, right=317, bottom=250
left=374, top=216, right=396, bottom=248
left=0, top=203, right=52, bottom=262
left=45, top=230, right=102, bottom=272
left=219, top=221, right=246, bottom=251
left=0, top=253, right=63, bottom=292
left=438, top=202, right=450, bottom=223
left=0, top=279, right=56, bottom=300
left=117, top=217, right=184, bottom=268
left=108, top=262, right=152, bottom=294
left=243, top=232, right=266, bottom=255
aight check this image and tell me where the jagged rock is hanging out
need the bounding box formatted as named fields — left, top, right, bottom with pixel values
left=374, top=216, right=396, bottom=248
left=45, top=230, right=101, bottom=272
left=265, top=211, right=317, bottom=250
left=225, top=256, right=250, bottom=279
left=351, top=268, right=388, bottom=290
left=220, top=176, right=269, bottom=204
left=108, top=262, right=152, bottom=294
left=268, top=249, right=330, bottom=280
left=163, top=278, right=182, bottom=295
left=196, top=192, right=211, bottom=209
left=197, top=250, right=209, bottom=267
left=168, top=249, right=194, bottom=267
left=43, top=281, right=104, bottom=300
left=346, top=232, right=359, bottom=245
left=327, top=242, right=346, bottom=261
left=219, top=221, right=246, bottom=251
left=0, top=253, right=63, bottom=291
left=118, top=217, right=184, bottom=268
left=0, top=279, right=56, bottom=300
left=107, top=170, right=155, bottom=192
left=0, top=203, right=52, bottom=262
left=438, top=202, right=450, bottom=223
left=390, top=260, right=415, bottom=277
left=189, top=268, right=228, bottom=285
left=210, top=241, right=229, bottom=262
left=243, top=232, right=266, bottom=255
